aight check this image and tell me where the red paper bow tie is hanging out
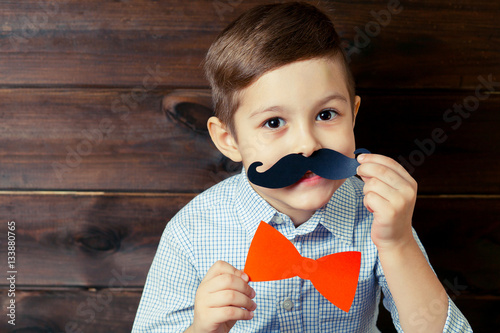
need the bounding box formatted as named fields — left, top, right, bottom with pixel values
left=244, top=221, right=361, bottom=312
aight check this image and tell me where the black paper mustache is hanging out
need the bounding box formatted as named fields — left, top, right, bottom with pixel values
left=247, top=148, right=370, bottom=189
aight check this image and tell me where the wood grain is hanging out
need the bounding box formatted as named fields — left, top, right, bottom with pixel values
left=0, top=288, right=141, bottom=332
left=0, top=88, right=238, bottom=192
left=0, top=192, right=194, bottom=287
left=0, top=0, right=497, bottom=89
left=0, top=0, right=497, bottom=329
left=0, top=289, right=496, bottom=332
left=1, top=88, right=498, bottom=193
left=354, top=90, right=500, bottom=194
left=0, top=193, right=498, bottom=295
left=414, top=196, right=500, bottom=295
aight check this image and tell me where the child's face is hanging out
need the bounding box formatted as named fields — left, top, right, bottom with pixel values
left=231, top=57, right=360, bottom=224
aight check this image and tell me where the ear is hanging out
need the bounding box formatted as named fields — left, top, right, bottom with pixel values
left=352, top=95, right=361, bottom=128
left=207, top=116, right=242, bottom=162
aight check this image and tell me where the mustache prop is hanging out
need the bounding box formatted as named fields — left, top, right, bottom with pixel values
left=247, top=148, right=370, bottom=189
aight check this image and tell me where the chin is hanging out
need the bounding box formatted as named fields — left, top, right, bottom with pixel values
left=290, top=193, right=332, bottom=212
left=256, top=179, right=345, bottom=221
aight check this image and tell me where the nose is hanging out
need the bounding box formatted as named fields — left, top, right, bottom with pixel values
left=293, top=124, right=322, bottom=158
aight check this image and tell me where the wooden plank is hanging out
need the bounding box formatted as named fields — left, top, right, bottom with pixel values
left=0, top=88, right=239, bottom=192
left=0, top=193, right=498, bottom=294
left=0, top=289, right=496, bottom=331
left=0, top=0, right=498, bottom=88
left=0, top=193, right=194, bottom=287
left=1, top=88, right=498, bottom=193
left=354, top=90, right=500, bottom=194
left=413, top=197, right=500, bottom=295
left=0, top=288, right=141, bottom=332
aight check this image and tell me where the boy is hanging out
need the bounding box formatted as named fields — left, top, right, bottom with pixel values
left=133, top=2, right=471, bottom=332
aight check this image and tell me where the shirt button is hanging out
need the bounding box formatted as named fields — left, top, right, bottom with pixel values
left=281, top=297, right=294, bottom=311
left=273, top=215, right=284, bottom=224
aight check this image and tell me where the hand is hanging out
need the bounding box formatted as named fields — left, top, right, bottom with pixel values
left=356, top=154, right=418, bottom=250
left=190, top=260, right=256, bottom=333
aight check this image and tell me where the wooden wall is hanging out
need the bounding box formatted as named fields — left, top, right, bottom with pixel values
left=0, top=0, right=498, bottom=331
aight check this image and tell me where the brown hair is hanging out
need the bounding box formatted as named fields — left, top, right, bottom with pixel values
left=204, top=1, right=355, bottom=137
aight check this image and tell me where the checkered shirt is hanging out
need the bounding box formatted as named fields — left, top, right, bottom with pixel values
left=133, top=170, right=472, bottom=332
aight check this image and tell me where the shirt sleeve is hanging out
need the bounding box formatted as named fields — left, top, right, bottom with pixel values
left=132, top=219, right=199, bottom=333
left=375, top=228, right=473, bottom=332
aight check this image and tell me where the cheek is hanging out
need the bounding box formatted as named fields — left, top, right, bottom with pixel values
left=239, top=145, right=260, bottom=166
left=242, top=146, right=286, bottom=170
left=237, top=138, right=269, bottom=165
left=236, top=131, right=279, bottom=164
left=324, top=131, right=356, bottom=154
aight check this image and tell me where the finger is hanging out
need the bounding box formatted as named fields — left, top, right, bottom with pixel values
left=362, top=173, right=400, bottom=201
left=357, top=159, right=405, bottom=188
left=208, top=306, right=255, bottom=324
left=363, top=174, right=416, bottom=213
left=234, top=268, right=250, bottom=283
left=364, top=190, right=394, bottom=221
left=358, top=161, right=416, bottom=196
left=203, top=260, right=243, bottom=282
left=204, top=271, right=256, bottom=299
left=208, top=289, right=258, bottom=311
left=358, top=154, right=417, bottom=188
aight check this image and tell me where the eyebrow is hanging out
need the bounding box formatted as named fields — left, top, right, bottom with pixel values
left=249, top=92, right=349, bottom=118
left=315, top=93, right=349, bottom=107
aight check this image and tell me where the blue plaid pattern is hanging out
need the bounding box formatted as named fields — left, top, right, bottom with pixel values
left=133, top=170, right=472, bottom=332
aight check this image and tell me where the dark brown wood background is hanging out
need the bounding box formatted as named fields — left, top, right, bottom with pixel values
left=0, top=0, right=498, bottom=331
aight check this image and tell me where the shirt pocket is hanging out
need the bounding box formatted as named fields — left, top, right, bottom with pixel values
left=320, top=274, right=380, bottom=332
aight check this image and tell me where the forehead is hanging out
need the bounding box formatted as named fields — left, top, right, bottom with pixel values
left=236, top=58, right=351, bottom=116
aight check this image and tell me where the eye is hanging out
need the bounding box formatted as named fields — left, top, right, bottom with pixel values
left=316, top=109, right=338, bottom=121
left=264, top=117, right=285, bottom=129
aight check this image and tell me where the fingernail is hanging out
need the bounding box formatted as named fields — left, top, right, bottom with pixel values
left=358, top=154, right=365, bottom=161
left=241, top=272, right=249, bottom=282
left=251, top=288, right=256, bottom=298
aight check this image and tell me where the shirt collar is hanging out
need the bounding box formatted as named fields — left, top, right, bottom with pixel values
left=235, top=168, right=279, bottom=240
left=235, top=168, right=359, bottom=246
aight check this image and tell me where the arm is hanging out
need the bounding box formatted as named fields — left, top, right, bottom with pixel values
left=132, top=222, right=200, bottom=332
left=357, top=154, right=448, bottom=333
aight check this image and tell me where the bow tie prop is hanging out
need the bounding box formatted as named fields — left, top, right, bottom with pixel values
left=244, top=221, right=361, bottom=312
